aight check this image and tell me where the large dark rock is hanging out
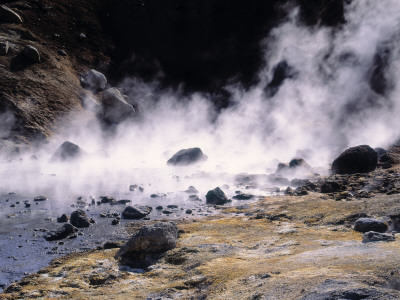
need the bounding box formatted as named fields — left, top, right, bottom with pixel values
left=378, top=153, right=400, bottom=169
left=206, top=187, right=229, bottom=205
left=331, top=145, right=378, bottom=174
left=115, top=222, right=178, bottom=267
left=354, top=218, right=388, bottom=233
left=102, top=88, right=135, bottom=124
left=24, top=45, right=40, bottom=63
left=122, top=205, right=152, bottom=219
left=51, top=141, right=85, bottom=162
left=70, top=209, right=91, bottom=228
left=167, top=147, right=207, bottom=166
left=44, top=224, right=77, bottom=241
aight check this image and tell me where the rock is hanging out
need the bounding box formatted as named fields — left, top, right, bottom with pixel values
left=34, top=195, right=47, bottom=202
left=331, top=145, right=378, bottom=174
left=51, top=141, right=85, bottom=162
left=232, top=193, right=254, bottom=200
left=70, top=209, right=91, bottom=228
left=362, top=231, right=396, bottom=243
left=109, top=199, right=132, bottom=205
left=102, top=88, right=135, bottom=124
left=206, top=187, right=229, bottom=205
left=289, top=158, right=311, bottom=169
left=122, top=205, right=152, bottom=219
left=58, top=49, right=67, bottom=56
left=111, top=218, right=120, bottom=225
left=0, top=41, right=9, bottom=55
left=320, top=181, right=342, bottom=193
left=103, top=241, right=123, bottom=249
left=276, top=158, right=310, bottom=175
left=23, top=45, right=40, bottom=63
left=378, top=152, right=400, bottom=169
left=115, top=222, right=178, bottom=267
left=186, top=209, right=193, bottom=214
left=188, top=195, right=201, bottom=201
left=167, top=147, right=207, bottom=166
left=44, top=224, right=77, bottom=241
left=86, top=69, right=107, bottom=90
left=185, top=186, right=199, bottom=194
left=100, top=196, right=115, bottom=204
left=374, top=147, right=387, bottom=158
left=0, top=5, right=23, bottom=23
left=129, top=184, right=144, bottom=192
left=57, top=214, right=69, bottom=223
left=354, top=218, right=388, bottom=233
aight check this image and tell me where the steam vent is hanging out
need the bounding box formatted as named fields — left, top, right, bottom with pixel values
left=2, top=1, right=400, bottom=299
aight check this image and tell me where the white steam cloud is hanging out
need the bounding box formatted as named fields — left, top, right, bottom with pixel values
left=1, top=0, right=400, bottom=202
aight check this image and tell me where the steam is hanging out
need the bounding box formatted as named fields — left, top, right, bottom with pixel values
left=1, top=0, right=400, bottom=201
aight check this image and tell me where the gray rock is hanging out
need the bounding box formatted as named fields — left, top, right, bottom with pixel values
left=0, top=5, right=23, bottom=23
left=24, top=45, right=40, bottom=63
left=70, top=209, right=91, bottom=228
left=122, top=205, right=152, bottom=219
left=363, top=231, right=396, bottom=243
left=115, top=222, right=178, bottom=258
left=34, top=195, right=47, bottom=202
left=206, top=187, right=229, bottom=205
left=232, top=193, right=254, bottom=200
left=51, top=141, right=85, bottom=162
left=57, top=214, right=69, bottom=223
left=0, top=41, right=9, bottom=55
left=167, top=147, right=207, bottom=166
left=332, top=145, right=378, bottom=174
left=354, top=218, right=388, bottom=233
left=44, top=224, right=77, bottom=241
left=86, top=69, right=107, bottom=90
left=100, top=196, right=115, bottom=204
left=102, top=88, right=135, bottom=123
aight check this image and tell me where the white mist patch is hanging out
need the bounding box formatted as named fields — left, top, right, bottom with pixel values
left=1, top=0, right=400, bottom=201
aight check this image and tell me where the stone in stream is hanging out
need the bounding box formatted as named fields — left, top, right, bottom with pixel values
left=100, top=196, right=115, bottom=204
left=115, top=222, right=178, bottom=267
left=70, top=209, right=91, bottom=228
left=362, top=231, right=396, bottom=243
left=122, top=205, right=152, bottom=219
left=167, top=147, right=207, bottom=166
left=44, top=224, right=77, bottom=241
left=0, top=5, right=23, bottom=23
left=34, top=195, right=47, bottom=202
left=206, top=187, right=229, bottom=205
left=331, top=145, right=378, bottom=174
left=354, top=218, right=388, bottom=233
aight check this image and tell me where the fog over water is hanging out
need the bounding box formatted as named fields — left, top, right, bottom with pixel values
left=1, top=0, right=400, bottom=201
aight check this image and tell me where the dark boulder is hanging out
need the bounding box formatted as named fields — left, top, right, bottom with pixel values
left=23, top=45, right=40, bottom=63
left=115, top=222, right=178, bottom=267
left=374, top=147, right=387, bottom=158
left=167, top=147, right=207, bottom=166
left=331, top=145, right=378, bottom=174
left=232, top=193, right=254, bottom=200
left=70, top=209, right=91, bottom=228
left=122, top=205, right=152, bottom=219
left=354, top=218, right=388, bottom=233
left=289, top=158, right=311, bottom=169
left=100, top=196, right=116, bottom=204
left=320, top=181, right=342, bottom=193
left=276, top=158, right=311, bottom=175
left=363, top=231, right=395, bottom=243
left=206, top=187, right=229, bottom=205
left=44, top=224, right=77, bottom=241
left=51, top=141, right=85, bottom=162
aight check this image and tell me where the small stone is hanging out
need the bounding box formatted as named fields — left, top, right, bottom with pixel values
left=58, top=49, right=67, bottom=56
left=186, top=209, right=193, bottom=214
left=34, top=195, right=47, bottom=202
left=57, top=214, right=69, bottom=223
left=111, top=218, right=119, bottom=225
left=156, top=206, right=163, bottom=210
left=24, top=45, right=41, bottom=63
left=354, top=218, right=388, bottom=233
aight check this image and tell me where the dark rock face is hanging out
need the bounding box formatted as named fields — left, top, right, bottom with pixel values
left=51, top=141, right=85, bottom=162
left=378, top=153, right=400, bottom=169
left=44, top=224, right=77, bottom=241
left=70, top=209, right=91, bottom=228
left=115, top=222, right=178, bottom=267
left=206, top=187, right=229, bottom=205
left=167, top=148, right=207, bottom=166
left=122, top=205, right=152, bottom=219
left=320, top=181, right=342, bottom=193
left=363, top=231, right=396, bottom=243
left=374, top=147, right=387, bottom=158
left=332, top=145, right=378, bottom=174
left=354, top=218, right=388, bottom=233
